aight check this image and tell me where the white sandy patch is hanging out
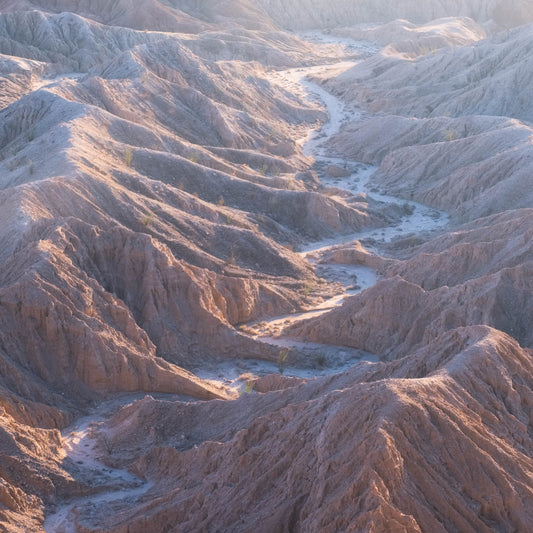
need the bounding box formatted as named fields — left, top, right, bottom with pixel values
left=269, top=61, right=358, bottom=151
left=32, top=72, right=84, bottom=92
left=194, top=345, right=378, bottom=392
left=256, top=35, right=450, bottom=351
left=43, top=395, right=165, bottom=532
left=297, top=30, right=381, bottom=56
left=44, top=483, right=152, bottom=533
left=305, top=158, right=450, bottom=251
left=315, top=263, right=378, bottom=292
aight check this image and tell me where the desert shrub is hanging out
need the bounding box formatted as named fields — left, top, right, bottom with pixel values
left=402, top=202, right=415, bottom=215
left=278, top=349, right=289, bottom=374
left=140, top=213, right=153, bottom=226
left=303, top=278, right=315, bottom=297
left=443, top=129, right=457, bottom=142
left=239, top=380, right=255, bottom=396
left=315, top=353, right=327, bottom=368
left=124, top=147, right=133, bottom=167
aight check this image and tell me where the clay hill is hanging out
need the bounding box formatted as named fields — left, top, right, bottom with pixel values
left=0, top=1, right=532, bottom=532
left=254, top=0, right=533, bottom=30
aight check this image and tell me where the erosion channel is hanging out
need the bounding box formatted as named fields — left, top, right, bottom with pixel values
left=44, top=34, right=450, bottom=531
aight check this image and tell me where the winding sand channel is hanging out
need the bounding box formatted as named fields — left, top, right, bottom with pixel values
left=45, top=37, right=450, bottom=531
left=198, top=41, right=450, bottom=386
left=245, top=52, right=448, bottom=340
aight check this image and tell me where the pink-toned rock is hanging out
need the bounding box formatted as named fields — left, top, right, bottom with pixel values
left=64, top=327, right=533, bottom=533
left=290, top=260, right=533, bottom=358
left=319, top=240, right=389, bottom=270
left=252, top=373, right=306, bottom=393
left=326, top=164, right=351, bottom=178
left=0, top=2, right=531, bottom=532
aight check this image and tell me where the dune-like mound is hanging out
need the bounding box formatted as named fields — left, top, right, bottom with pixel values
left=387, top=209, right=533, bottom=288
left=1, top=0, right=274, bottom=33
left=322, top=25, right=533, bottom=221
left=290, top=265, right=533, bottom=358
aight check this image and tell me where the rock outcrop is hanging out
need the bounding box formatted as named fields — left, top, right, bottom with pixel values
left=61, top=327, right=533, bottom=533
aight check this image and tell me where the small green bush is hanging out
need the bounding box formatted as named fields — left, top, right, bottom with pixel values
left=443, top=129, right=457, bottom=142
left=124, top=147, right=133, bottom=167
left=140, top=213, right=153, bottom=226
left=278, top=349, right=289, bottom=374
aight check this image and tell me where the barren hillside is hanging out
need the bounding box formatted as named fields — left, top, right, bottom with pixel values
left=0, top=1, right=531, bottom=532
left=255, top=0, right=533, bottom=29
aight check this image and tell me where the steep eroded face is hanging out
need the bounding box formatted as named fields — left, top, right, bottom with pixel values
left=0, top=2, right=532, bottom=532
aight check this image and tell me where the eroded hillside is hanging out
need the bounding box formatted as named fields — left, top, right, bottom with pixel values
left=0, top=1, right=532, bottom=532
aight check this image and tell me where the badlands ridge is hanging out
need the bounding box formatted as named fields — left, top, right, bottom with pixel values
left=0, top=1, right=532, bottom=532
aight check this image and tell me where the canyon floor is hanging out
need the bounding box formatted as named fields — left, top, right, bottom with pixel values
left=0, top=2, right=532, bottom=532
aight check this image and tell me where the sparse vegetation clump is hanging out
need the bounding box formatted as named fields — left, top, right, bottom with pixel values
left=7, top=159, right=19, bottom=172
left=419, top=45, right=437, bottom=56
left=443, top=129, right=457, bottom=142
left=140, top=212, right=153, bottom=226
left=238, top=379, right=255, bottom=396
left=278, top=349, right=289, bottom=375
left=314, top=353, right=327, bottom=368
left=238, top=324, right=258, bottom=335
left=123, top=147, right=133, bottom=167
left=402, top=202, right=415, bottom=215
left=224, top=213, right=235, bottom=224
left=224, top=252, right=236, bottom=266
left=303, top=278, right=315, bottom=298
